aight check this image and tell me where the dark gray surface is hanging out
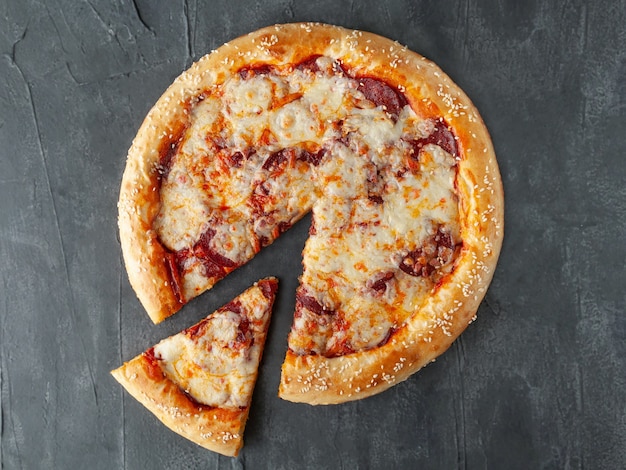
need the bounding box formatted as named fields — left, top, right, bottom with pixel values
left=1, top=0, right=625, bottom=468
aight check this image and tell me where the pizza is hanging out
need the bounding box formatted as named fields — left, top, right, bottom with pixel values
left=118, top=23, right=503, bottom=405
left=111, top=278, right=277, bottom=456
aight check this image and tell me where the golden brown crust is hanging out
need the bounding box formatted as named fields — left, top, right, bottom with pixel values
left=111, top=354, right=247, bottom=456
left=119, top=23, right=503, bottom=402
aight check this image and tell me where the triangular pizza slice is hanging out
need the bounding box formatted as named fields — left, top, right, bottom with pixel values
left=111, top=277, right=277, bottom=456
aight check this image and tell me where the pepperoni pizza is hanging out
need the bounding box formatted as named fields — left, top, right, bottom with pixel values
left=117, top=23, right=503, bottom=406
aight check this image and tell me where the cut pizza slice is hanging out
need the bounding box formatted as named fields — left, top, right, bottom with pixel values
left=111, top=277, right=277, bottom=456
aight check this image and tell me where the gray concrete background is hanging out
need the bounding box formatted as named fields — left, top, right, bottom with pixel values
left=1, top=1, right=625, bottom=468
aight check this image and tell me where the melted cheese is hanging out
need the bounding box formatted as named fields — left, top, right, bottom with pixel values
left=155, top=60, right=461, bottom=358
left=153, top=285, right=271, bottom=408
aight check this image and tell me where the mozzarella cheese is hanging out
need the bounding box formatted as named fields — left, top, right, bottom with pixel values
left=153, top=284, right=272, bottom=408
left=155, top=57, right=461, bottom=358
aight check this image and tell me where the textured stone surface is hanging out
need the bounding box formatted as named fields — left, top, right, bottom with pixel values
left=1, top=1, right=625, bottom=468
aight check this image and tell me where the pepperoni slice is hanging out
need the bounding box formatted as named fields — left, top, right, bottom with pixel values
left=325, top=336, right=354, bottom=358
left=297, top=148, right=326, bottom=166
left=164, top=252, right=185, bottom=304
left=238, top=63, right=272, bottom=79
left=376, top=327, right=396, bottom=348
left=157, top=140, right=179, bottom=181
left=156, top=118, right=188, bottom=181
left=168, top=228, right=238, bottom=280
left=227, top=151, right=244, bottom=168
left=193, top=228, right=238, bottom=269
left=295, top=288, right=334, bottom=315
left=262, top=148, right=292, bottom=171
left=409, top=118, right=459, bottom=159
left=184, top=318, right=208, bottom=339
left=368, top=271, right=395, bottom=293
left=143, top=348, right=165, bottom=381
left=399, top=248, right=434, bottom=277
left=357, top=77, right=407, bottom=121
left=233, top=317, right=253, bottom=351
left=295, top=55, right=322, bottom=73
left=220, top=299, right=244, bottom=316
left=399, top=228, right=458, bottom=277
left=257, top=278, right=278, bottom=300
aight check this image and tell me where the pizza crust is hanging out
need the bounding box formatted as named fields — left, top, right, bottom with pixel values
left=111, top=354, right=247, bottom=456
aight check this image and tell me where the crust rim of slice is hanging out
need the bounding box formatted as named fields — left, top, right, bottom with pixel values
left=111, top=354, right=248, bottom=456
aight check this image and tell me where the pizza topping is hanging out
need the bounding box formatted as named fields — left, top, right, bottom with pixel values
left=376, top=326, right=396, bottom=348
left=152, top=54, right=462, bottom=358
left=262, top=148, right=293, bottom=171
left=150, top=283, right=274, bottom=409
left=143, top=347, right=165, bottom=381
left=356, top=77, right=407, bottom=122
left=295, top=55, right=322, bottom=73
left=297, top=147, right=326, bottom=166
left=296, top=287, right=335, bottom=316
left=164, top=252, right=185, bottom=304
left=156, top=142, right=178, bottom=181
left=257, top=277, right=278, bottom=299
left=118, top=24, right=503, bottom=408
left=226, top=151, right=245, bottom=168
left=367, top=271, right=395, bottom=294
left=399, top=227, right=458, bottom=278
left=408, top=118, right=459, bottom=160
left=324, top=317, right=354, bottom=358
left=238, top=63, right=272, bottom=79
left=194, top=228, right=239, bottom=269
